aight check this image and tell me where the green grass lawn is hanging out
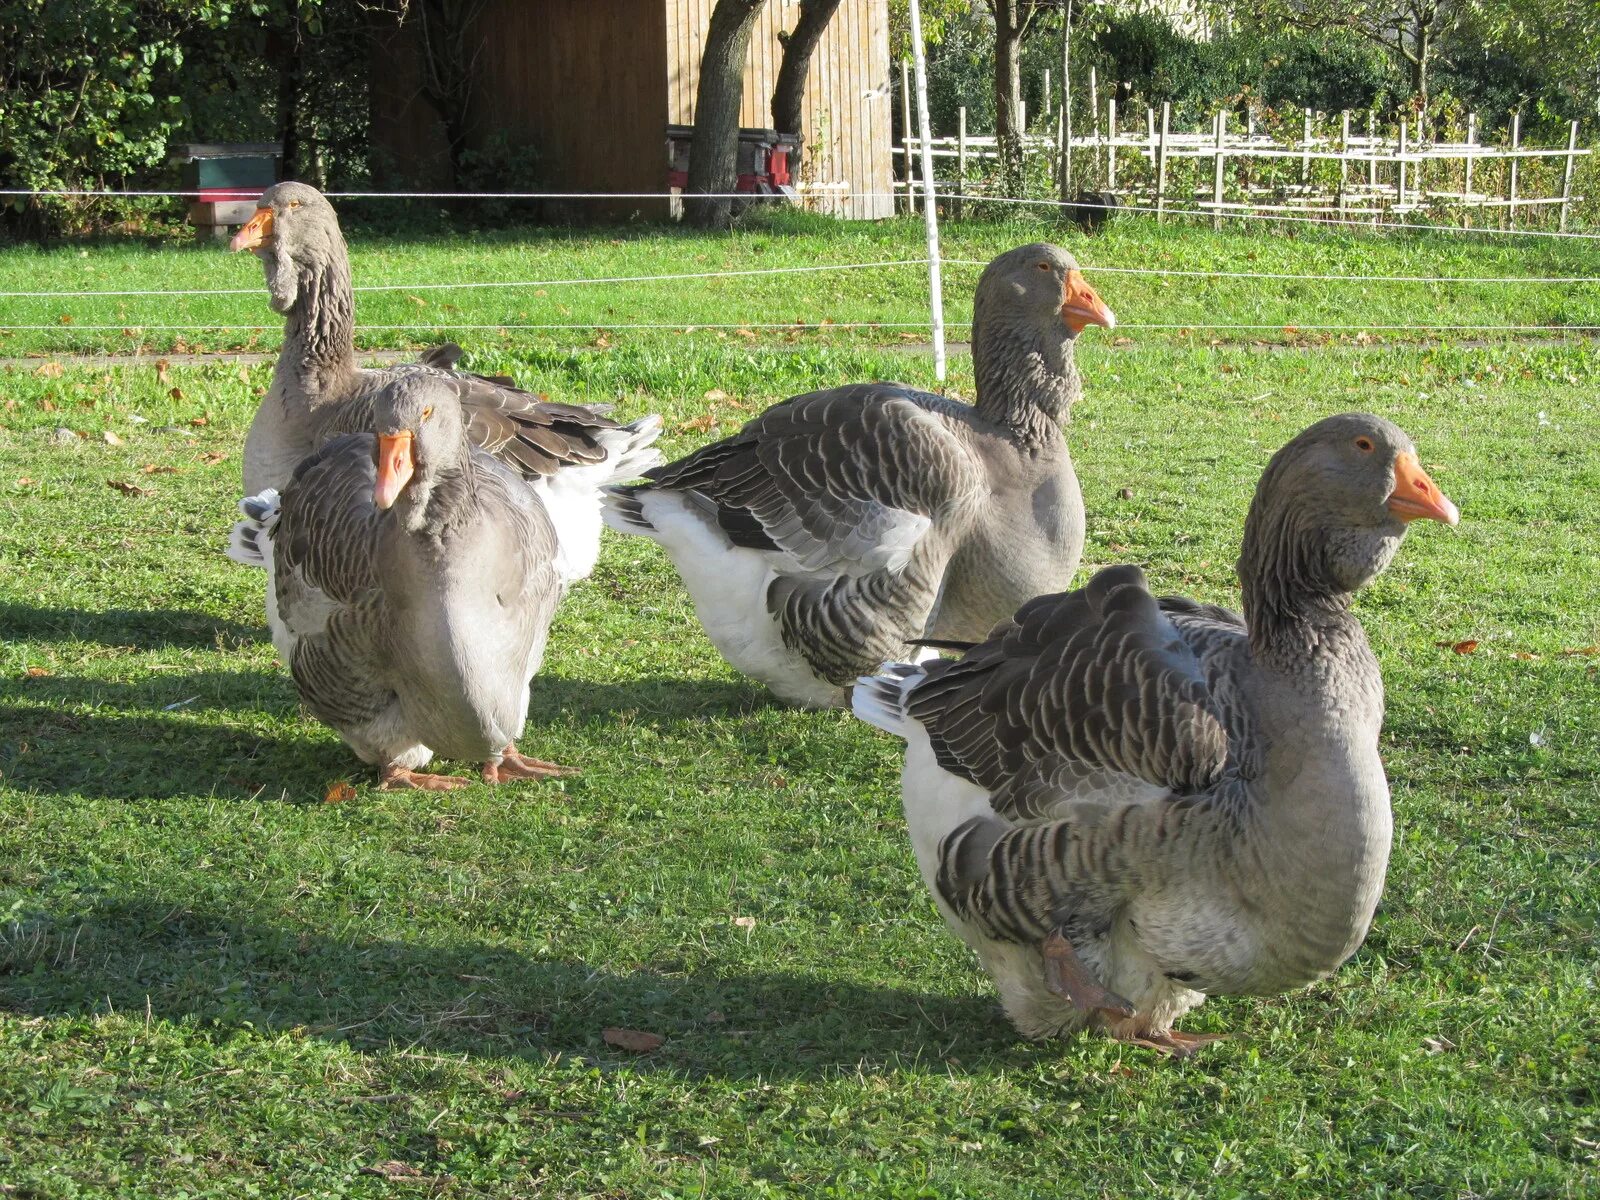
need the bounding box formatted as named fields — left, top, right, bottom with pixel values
left=0, top=216, right=1597, bottom=1198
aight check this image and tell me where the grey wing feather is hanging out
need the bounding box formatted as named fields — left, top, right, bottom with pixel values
left=272, top=434, right=392, bottom=729
left=908, top=564, right=1233, bottom=819
left=644, top=383, right=982, bottom=573
left=643, top=384, right=985, bottom=682
left=327, top=361, right=624, bottom=483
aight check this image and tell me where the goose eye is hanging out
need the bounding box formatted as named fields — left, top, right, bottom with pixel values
left=1037, top=262, right=1052, bottom=271
left=1354, top=436, right=1375, bottom=453
left=421, top=406, right=434, bottom=420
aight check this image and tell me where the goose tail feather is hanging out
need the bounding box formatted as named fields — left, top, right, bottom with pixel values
left=226, top=487, right=281, bottom=569
left=851, top=661, right=926, bottom=739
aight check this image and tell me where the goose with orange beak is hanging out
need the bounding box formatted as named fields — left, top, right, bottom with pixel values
left=228, top=181, right=663, bottom=583
left=603, top=242, right=1116, bottom=709
left=230, top=373, right=580, bottom=791
left=854, top=413, right=1458, bottom=1055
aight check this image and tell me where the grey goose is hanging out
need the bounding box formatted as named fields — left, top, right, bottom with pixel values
left=232, top=181, right=662, bottom=585
left=228, top=372, right=641, bottom=789
left=602, top=243, right=1115, bottom=708
left=854, top=414, right=1459, bottom=1054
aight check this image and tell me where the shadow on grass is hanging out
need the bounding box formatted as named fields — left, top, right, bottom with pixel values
left=0, top=704, right=349, bottom=801
left=0, top=896, right=1023, bottom=1080
left=0, top=602, right=263, bottom=650
left=530, top=674, right=777, bottom=724
left=0, top=672, right=797, bottom=801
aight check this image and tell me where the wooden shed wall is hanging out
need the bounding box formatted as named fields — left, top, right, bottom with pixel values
left=369, top=1, right=670, bottom=217
left=467, top=0, right=670, bottom=214
left=665, top=0, right=893, bottom=219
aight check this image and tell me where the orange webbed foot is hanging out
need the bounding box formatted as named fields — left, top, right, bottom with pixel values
left=379, top=764, right=470, bottom=791
left=481, top=743, right=577, bottom=784
left=1041, top=929, right=1138, bottom=1020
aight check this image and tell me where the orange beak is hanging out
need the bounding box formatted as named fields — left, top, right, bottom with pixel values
left=1387, top=452, right=1459, bottom=526
left=1062, top=269, right=1116, bottom=334
left=230, top=206, right=275, bottom=253
left=374, top=432, right=415, bottom=510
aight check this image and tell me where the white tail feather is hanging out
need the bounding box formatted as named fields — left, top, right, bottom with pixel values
left=226, top=487, right=281, bottom=569
left=539, top=414, right=665, bottom=585
left=850, top=662, right=926, bottom=738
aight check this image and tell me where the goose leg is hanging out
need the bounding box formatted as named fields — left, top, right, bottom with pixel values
left=1041, top=929, right=1137, bottom=1019
left=1124, top=1029, right=1226, bottom=1059
left=481, top=743, right=577, bottom=784
left=379, top=763, right=470, bottom=791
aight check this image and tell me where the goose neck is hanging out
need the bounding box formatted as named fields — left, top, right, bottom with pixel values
left=278, top=251, right=357, bottom=399
left=971, top=314, right=1079, bottom=442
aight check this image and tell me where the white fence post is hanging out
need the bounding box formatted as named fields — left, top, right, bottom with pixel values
left=906, top=0, right=945, bottom=383
left=1301, top=107, right=1313, bottom=185
left=1560, top=119, right=1580, bottom=232
left=1464, top=112, right=1477, bottom=203
left=1337, top=110, right=1350, bottom=219
left=954, top=106, right=967, bottom=221
left=1106, top=97, right=1117, bottom=191
left=1507, top=110, right=1521, bottom=230
left=900, top=59, right=913, bottom=215
left=1397, top=118, right=1408, bottom=209
left=1156, top=101, right=1171, bottom=221
left=1212, top=109, right=1226, bottom=230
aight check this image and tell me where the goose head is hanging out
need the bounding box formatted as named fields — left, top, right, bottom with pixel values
left=230, top=181, right=348, bottom=315
left=1239, top=413, right=1458, bottom=620
left=373, top=374, right=469, bottom=513
left=975, top=242, right=1116, bottom=342
left=970, top=243, right=1115, bottom=430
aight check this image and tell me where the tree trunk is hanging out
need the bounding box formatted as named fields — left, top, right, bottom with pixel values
left=1411, top=24, right=1430, bottom=112
left=414, top=0, right=488, bottom=188
left=271, top=22, right=303, bottom=180
left=771, top=0, right=842, bottom=138
left=688, top=0, right=767, bottom=229
left=990, top=0, right=1026, bottom=189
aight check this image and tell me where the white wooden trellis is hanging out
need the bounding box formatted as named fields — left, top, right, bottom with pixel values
left=894, top=104, right=1590, bottom=229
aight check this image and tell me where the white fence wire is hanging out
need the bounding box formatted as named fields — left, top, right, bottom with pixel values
left=2, top=188, right=1597, bottom=348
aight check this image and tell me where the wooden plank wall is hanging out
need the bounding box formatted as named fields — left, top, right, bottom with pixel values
left=467, top=0, right=671, bottom=217
left=369, top=1, right=671, bottom=218
left=665, top=0, right=893, bottom=218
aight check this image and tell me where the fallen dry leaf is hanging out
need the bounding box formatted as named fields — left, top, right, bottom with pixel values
left=201, top=451, right=228, bottom=465
left=602, top=1027, right=664, bottom=1053
left=15, top=477, right=36, bottom=487
left=1510, top=651, right=1540, bottom=661
left=1559, top=645, right=1599, bottom=657
left=359, top=1161, right=424, bottom=1180
left=102, top=430, right=122, bottom=446
left=703, top=388, right=729, bottom=402
left=38, top=398, right=57, bottom=412
left=592, top=332, right=612, bottom=349
left=155, top=359, right=171, bottom=384
left=24, top=667, right=50, bottom=678
left=677, top=412, right=718, bottom=435
left=732, top=915, right=757, bottom=929
left=733, top=327, right=757, bottom=340
left=57, top=314, right=73, bottom=326
left=323, top=781, right=356, bottom=805
left=142, top=464, right=179, bottom=475
left=34, top=361, right=63, bottom=378
left=106, top=480, right=148, bottom=496
left=1436, top=640, right=1479, bottom=655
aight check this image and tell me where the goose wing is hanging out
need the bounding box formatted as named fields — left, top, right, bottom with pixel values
left=330, top=361, right=623, bottom=482
left=271, top=434, right=392, bottom=730
left=908, top=564, right=1239, bottom=823
left=645, top=383, right=985, bottom=578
